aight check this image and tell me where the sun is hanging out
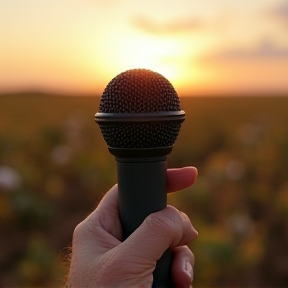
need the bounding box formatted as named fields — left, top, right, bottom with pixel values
left=109, top=33, right=184, bottom=86
left=91, top=29, right=203, bottom=95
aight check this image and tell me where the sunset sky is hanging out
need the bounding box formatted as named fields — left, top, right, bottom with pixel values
left=1, top=0, right=288, bottom=96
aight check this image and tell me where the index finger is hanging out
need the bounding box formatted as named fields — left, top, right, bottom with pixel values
left=85, top=167, right=198, bottom=238
left=167, top=166, right=198, bottom=193
left=96, top=167, right=198, bottom=214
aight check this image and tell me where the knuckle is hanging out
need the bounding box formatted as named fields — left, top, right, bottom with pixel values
left=173, top=245, right=195, bottom=265
left=166, top=206, right=196, bottom=246
left=144, top=212, right=174, bottom=238
left=183, top=245, right=195, bottom=259
left=180, top=216, right=195, bottom=243
left=72, top=221, right=86, bottom=242
left=72, top=212, right=101, bottom=241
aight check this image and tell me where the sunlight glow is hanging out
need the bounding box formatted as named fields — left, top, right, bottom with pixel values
left=1, top=0, right=287, bottom=96
left=109, top=33, right=185, bottom=85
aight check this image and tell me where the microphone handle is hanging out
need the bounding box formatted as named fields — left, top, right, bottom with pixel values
left=116, top=157, right=174, bottom=288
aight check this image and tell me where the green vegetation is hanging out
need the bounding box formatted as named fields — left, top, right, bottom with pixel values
left=1, top=94, right=288, bottom=287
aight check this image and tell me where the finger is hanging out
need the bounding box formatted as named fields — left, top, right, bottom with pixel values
left=90, top=166, right=198, bottom=223
left=171, top=245, right=194, bottom=288
left=84, top=166, right=197, bottom=236
left=119, top=206, right=198, bottom=265
left=167, top=167, right=198, bottom=193
left=76, top=166, right=198, bottom=252
left=96, top=167, right=198, bottom=215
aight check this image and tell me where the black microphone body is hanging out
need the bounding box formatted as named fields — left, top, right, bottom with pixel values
left=117, top=156, right=167, bottom=239
left=117, top=156, right=172, bottom=287
left=95, top=69, right=185, bottom=288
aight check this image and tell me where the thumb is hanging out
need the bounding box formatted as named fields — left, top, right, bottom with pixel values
left=119, top=205, right=198, bottom=264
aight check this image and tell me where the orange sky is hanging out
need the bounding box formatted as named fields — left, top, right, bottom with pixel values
left=0, top=0, right=287, bottom=96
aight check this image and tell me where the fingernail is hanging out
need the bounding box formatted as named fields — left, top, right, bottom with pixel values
left=185, top=261, right=194, bottom=281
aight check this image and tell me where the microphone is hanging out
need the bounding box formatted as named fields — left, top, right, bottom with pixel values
left=95, top=68, right=185, bottom=288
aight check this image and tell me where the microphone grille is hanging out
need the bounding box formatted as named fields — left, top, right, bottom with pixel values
left=99, top=69, right=180, bottom=113
left=100, top=123, right=181, bottom=149
left=97, top=69, right=184, bottom=149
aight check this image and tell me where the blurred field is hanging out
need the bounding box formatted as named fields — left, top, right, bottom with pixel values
left=1, top=94, right=288, bottom=287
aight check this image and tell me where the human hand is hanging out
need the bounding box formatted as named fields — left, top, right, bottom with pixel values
left=66, top=167, right=198, bottom=288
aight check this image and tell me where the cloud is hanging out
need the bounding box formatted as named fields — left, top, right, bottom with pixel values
left=270, top=0, right=288, bottom=28
left=206, top=40, right=288, bottom=62
left=132, top=17, right=203, bottom=35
